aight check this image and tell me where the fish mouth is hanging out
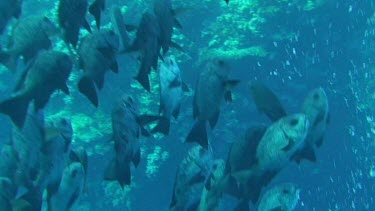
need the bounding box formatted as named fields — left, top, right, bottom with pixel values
left=281, top=127, right=295, bottom=152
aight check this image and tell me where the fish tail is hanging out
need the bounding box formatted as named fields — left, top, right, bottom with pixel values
left=64, top=26, right=80, bottom=47
left=185, top=120, right=208, bottom=149
left=0, top=50, right=17, bottom=72
left=78, top=76, right=98, bottom=107
left=134, top=68, right=150, bottom=91
left=89, top=0, right=105, bottom=30
left=104, top=159, right=131, bottom=189
left=0, top=94, right=30, bottom=128
left=151, top=116, right=170, bottom=135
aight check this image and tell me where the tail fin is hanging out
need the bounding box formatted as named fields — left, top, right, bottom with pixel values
left=0, top=50, right=17, bottom=72
left=78, top=76, right=98, bottom=107
left=64, top=26, right=80, bottom=47
left=89, top=0, right=105, bottom=30
left=185, top=121, right=208, bottom=148
left=104, top=159, right=131, bottom=189
left=0, top=94, right=30, bottom=128
left=134, top=68, right=150, bottom=91
left=151, top=117, right=170, bottom=135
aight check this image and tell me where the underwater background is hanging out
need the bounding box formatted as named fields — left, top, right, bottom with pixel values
left=1, top=0, right=375, bottom=210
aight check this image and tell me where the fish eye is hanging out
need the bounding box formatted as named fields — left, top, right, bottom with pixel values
left=313, top=93, right=320, bottom=100
left=218, top=60, right=224, bottom=66
left=71, top=169, right=77, bottom=178
left=61, top=119, right=68, bottom=125
left=290, top=118, right=298, bottom=126
left=212, top=163, right=218, bottom=170
left=282, top=189, right=291, bottom=194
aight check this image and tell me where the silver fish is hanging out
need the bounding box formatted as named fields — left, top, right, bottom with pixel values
left=47, top=162, right=85, bottom=211
left=257, top=183, right=300, bottom=211
left=292, top=87, right=329, bottom=163
left=152, top=56, right=189, bottom=135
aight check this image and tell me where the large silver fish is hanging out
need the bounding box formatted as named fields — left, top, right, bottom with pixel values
left=197, top=159, right=225, bottom=211
left=249, top=82, right=329, bottom=164
left=47, top=162, right=85, bottom=211
left=292, top=87, right=329, bottom=163
left=37, top=118, right=73, bottom=196
left=152, top=56, right=189, bottom=135
left=223, top=114, right=309, bottom=210
left=170, top=145, right=213, bottom=211
left=257, top=183, right=300, bottom=211
left=256, top=114, right=309, bottom=171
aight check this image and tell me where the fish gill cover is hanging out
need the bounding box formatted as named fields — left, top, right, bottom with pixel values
left=0, top=0, right=374, bottom=210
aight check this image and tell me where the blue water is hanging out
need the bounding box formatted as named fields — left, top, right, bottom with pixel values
left=1, top=0, right=375, bottom=210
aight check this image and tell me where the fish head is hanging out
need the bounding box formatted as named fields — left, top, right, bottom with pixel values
left=210, top=159, right=225, bottom=180
left=279, top=113, right=309, bottom=153
left=55, top=118, right=73, bottom=148
left=303, top=88, right=328, bottom=111
left=208, top=59, right=230, bottom=80
left=161, top=56, right=179, bottom=74
left=279, top=183, right=299, bottom=197
left=64, top=162, right=84, bottom=186
left=278, top=183, right=300, bottom=209
left=302, top=87, right=329, bottom=128
left=103, top=30, right=120, bottom=52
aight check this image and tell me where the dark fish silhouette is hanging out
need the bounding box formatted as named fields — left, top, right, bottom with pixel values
left=104, top=96, right=158, bottom=188
left=0, top=0, right=22, bottom=34
left=77, top=30, right=119, bottom=107
left=249, top=81, right=287, bottom=122
left=57, top=0, right=91, bottom=47
left=186, top=59, right=239, bottom=148
left=0, top=16, right=57, bottom=71
left=126, top=11, right=161, bottom=91
left=89, top=0, right=105, bottom=30
left=153, top=0, right=183, bottom=54
left=0, top=51, right=72, bottom=128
